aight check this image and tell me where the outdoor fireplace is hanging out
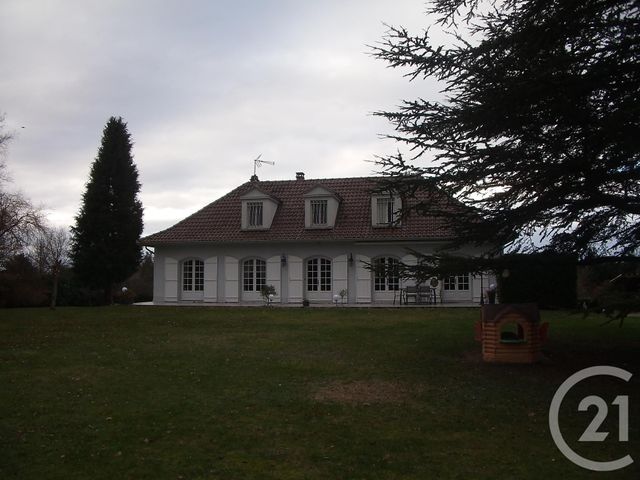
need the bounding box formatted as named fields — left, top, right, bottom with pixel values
left=476, top=303, right=548, bottom=363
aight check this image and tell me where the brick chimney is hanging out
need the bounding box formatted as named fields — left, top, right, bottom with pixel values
left=296, top=172, right=305, bottom=180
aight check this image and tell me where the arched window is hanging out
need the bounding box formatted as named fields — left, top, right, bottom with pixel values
left=307, top=257, right=331, bottom=291
left=183, top=259, right=204, bottom=292
left=373, top=257, right=400, bottom=291
left=243, top=258, right=266, bottom=292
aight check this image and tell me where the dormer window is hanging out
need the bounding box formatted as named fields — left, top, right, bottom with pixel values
left=247, top=201, right=263, bottom=227
left=304, top=185, right=340, bottom=229
left=310, top=200, right=328, bottom=226
left=240, top=187, right=279, bottom=230
left=372, top=194, right=402, bottom=226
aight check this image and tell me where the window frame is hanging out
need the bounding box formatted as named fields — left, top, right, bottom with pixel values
left=443, top=274, right=470, bottom=291
left=376, top=197, right=394, bottom=225
left=182, top=259, right=204, bottom=292
left=372, top=194, right=401, bottom=227
left=310, top=199, right=328, bottom=226
left=373, top=256, right=400, bottom=291
left=247, top=201, right=263, bottom=228
left=306, top=257, right=332, bottom=292
left=242, top=258, right=266, bottom=292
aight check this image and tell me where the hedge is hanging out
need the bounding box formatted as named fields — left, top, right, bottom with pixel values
left=496, top=253, right=577, bottom=308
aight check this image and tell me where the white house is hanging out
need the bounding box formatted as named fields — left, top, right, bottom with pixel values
left=141, top=174, right=495, bottom=304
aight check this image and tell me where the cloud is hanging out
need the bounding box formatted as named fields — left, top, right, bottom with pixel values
left=1, top=0, right=444, bottom=235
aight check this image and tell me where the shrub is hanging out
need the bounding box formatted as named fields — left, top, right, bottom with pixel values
left=0, top=255, right=48, bottom=307
left=260, top=285, right=277, bottom=304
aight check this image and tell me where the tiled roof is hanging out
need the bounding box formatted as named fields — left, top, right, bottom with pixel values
left=141, top=176, right=459, bottom=245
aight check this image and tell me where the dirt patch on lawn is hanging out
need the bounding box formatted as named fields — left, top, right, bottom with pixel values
left=312, top=380, right=421, bottom=405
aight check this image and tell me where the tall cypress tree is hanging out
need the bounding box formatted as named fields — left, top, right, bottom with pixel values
left=71, top=117, right=143, bottom=303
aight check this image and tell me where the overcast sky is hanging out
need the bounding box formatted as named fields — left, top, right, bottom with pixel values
left=1, top=0, right=445, bottom=236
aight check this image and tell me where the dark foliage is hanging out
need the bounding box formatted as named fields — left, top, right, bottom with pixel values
left=71, top=117, right=143, bottom=304
left=578, top=260, right=640, bottom=299
left=595, top=275, right=640, bottom=324
left=51, top=258, right=153, bottom=307
left=116, top=251, right=154, bottom=303
left=578, top=261, right=640, bottom=324
left=496, top=253, right=577, bottom=308
left=371, top=0, right=640, bottom=259
left=0, top=254, right=48, bottom=307
left=55, top=267, right=104, bottom=306
left=0, top=252, right=152, bottom=308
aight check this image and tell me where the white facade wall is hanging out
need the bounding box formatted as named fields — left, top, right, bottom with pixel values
left=152, top=241, right=494, bottom=305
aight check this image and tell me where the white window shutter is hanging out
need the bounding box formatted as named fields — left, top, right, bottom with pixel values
left=164, top=257, right=178, bottom=302
left=204, top=257, right=218, bottom=302
left=224, top=256, right=238, bottom=302
left=356, top=255, right=371, bottom=303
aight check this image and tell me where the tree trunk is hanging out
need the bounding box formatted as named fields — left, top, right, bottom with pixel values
left=49, top=272, right=59, bottom=310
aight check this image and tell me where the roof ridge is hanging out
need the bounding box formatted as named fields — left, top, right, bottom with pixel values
left=245, top=175, right=380, bottom=183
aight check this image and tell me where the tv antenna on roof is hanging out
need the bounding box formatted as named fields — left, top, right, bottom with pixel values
left=253, top=154, right=275, bottom=176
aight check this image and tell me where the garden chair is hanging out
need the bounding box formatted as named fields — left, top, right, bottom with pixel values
left=403, top=285, right=418, bottom=304
left=417, top=285, right=431, bottom=304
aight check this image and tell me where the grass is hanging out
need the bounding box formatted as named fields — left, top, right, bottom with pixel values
left=0, top=306, right=638, bottom=479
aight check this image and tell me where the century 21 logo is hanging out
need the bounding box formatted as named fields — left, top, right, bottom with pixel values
left=549, top=366, right=634, bottom=472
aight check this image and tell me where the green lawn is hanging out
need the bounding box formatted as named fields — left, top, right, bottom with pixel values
left=1, top=306, right=638, bottom=479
